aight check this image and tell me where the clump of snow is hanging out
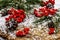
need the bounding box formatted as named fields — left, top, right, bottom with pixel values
left=18, top=14, right=37, bottom=27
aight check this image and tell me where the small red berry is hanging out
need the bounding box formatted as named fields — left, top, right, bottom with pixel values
left=17, top=9, right=24, bottom=14
left=39, top=7, right=45, bottom=12
left=16, top=30, right=21, bottom=36
left=9, top=15, right=13, bottom=19
left=49, top=0, right=55, bottom=5
left=36, top=13, right=43, bottom=17
left=23, top=27, right=30, bottom=34
left=24, top=28, right=30, bottom=31
left=13, top=15, right=17, bottom=18
left=49, top=9, right=56, bottom=15
left=34, top=9, right=43, bottom=17
left=48, top=28, right=55, bottom=35
left=34, top=11, right=38, bottom=15
left=45, top=11, right=49, bottom=16
left=16, top=30, right=25, bottom=36
left=45, top=1, right=49, bottom=5
left=5, top=18, right=10, bottom=21
left=16, top=18, right=23, bottom=23
left=20, top=15, right=25, bottom=19
left=34, top=9, right=38, bottom=14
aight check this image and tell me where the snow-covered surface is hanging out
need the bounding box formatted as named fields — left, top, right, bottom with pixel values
left=0, top=0, right=60, bottom=40
left=55, top=0, right=60, bottom=9
left=18, top=14, right=36, bottom=27
left=0, top=15, right=9, bottom=33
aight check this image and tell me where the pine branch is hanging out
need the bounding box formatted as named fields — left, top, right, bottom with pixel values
left=33, top=16, right=52, bottom=24
left=26, top=0, right=42, bottom=4
left=0, top=0, right=43, bottom=11
left=56, top=13, right=60, bottom=17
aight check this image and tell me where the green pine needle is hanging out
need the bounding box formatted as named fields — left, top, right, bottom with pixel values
left=33, top=16, right=52, bottom=23
left=0, top=0, right=43, bottom=11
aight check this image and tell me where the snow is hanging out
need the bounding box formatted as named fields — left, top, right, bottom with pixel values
left=55, top=0, right=60, bottom=9
left=18, top=14, right=36, bottom=27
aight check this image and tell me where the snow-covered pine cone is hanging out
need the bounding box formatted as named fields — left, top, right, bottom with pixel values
left=0, top=8, right=8, bottom=16
left=6, top=18, right=18, bottom=31
left=48, top=21, right=54, bottom=28
left=47, top=3, right=54, bottom=9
